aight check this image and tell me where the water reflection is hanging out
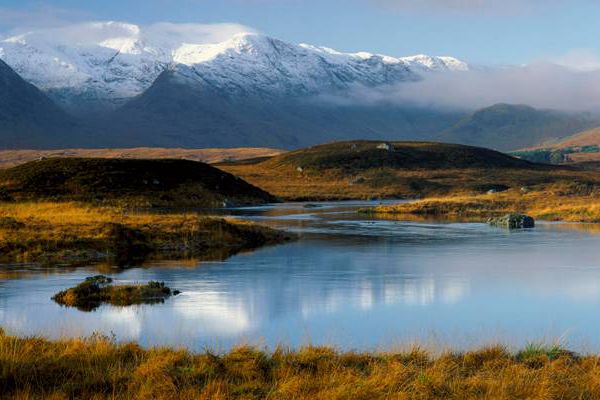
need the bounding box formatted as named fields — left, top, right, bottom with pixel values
left=2, top=201, right=600, bottom=351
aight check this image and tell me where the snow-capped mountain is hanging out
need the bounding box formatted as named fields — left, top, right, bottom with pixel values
left=0, top=21, right=468, bottom=111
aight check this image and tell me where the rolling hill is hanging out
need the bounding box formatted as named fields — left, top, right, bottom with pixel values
left=218, top=140, right=566, bottom=200
left=512, top=125, right=600, bottom=164
left=0, top=158, right=277, bottom=207
left=438, top=104, right=598, bottom=152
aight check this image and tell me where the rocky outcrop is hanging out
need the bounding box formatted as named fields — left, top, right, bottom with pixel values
left=488, top=213, right=535, bottom=229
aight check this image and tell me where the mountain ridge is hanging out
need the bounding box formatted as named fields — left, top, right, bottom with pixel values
left=0, top=22, right=468, bottom=113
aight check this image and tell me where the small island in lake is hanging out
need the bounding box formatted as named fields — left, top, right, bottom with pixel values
left=52, top=275, right=180, bottom=311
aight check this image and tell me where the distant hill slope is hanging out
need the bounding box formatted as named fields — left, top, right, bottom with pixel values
left=438, top=104, right=597, bottom=152
left=0, top=147, right=285, bottom=169
left=219, top=140, right=558, bottom=201
left=96, top=69, right=463, bottom=149
left=513, top=125, right=600, bottom=164
left=262, top=140, right=537, bottom=171
left=545, top=126, right=600, bottom=149
left=0, top=158, right=276, bottom=207
left=0, top=60, right=84, bottom=149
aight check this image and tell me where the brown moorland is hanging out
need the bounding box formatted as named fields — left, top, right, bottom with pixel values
left=218, top=140, right=600, bottom=222
left=219, top=141, right=595, bottom=197
left=0, top=147, right=285, bottom=169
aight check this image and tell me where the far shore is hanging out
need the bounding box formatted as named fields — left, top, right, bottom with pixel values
left=366, top=185, right=600, bottom=224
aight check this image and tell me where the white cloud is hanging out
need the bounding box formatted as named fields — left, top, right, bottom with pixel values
left=143, top=22, right=257, bottom=48
left=552, top=49, right=600, bottom=72
left=1, top=20, right=257, bottom=49
left=323, top=61, right=600, bottom=112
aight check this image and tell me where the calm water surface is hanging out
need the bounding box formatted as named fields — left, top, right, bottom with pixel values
left=3, top=201, right=600, bottom=351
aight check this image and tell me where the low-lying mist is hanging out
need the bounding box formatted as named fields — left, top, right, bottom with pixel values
left=323, top=63, right=600, bottom=113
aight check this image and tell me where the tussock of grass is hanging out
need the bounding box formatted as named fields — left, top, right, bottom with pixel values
left=52, top=275, right=179, bottom=311
left=0, top=202, right=292, bottom=265
left=0, top=331, right=596, bottom=399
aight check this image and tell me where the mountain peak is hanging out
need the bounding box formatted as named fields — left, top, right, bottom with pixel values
left=0, top=21, right=468, bottom=111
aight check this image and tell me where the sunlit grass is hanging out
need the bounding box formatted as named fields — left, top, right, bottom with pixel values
left=370, top=186, right=600, bottom=223
left=0, top=201, right=290, bottom=264
left=1, top=330, right=598, bottom=399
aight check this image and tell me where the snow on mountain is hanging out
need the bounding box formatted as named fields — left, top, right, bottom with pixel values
left=0, top=21, right=468, bottom=110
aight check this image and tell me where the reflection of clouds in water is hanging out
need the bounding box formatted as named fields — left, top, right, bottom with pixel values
left=398, top=278, right=435, bottom=306
left=562, top=280, right=600, bottom=303
left=298, top=276, right=470, bottom=318
left=99, top=307, right=142, bottom=339
left=385, top=277, right=469, bottom=306
left=360, top=282, right=374, bottom=310
left=174, top=291, right=251, bottom=336
left=441, top=279, right=470, bottom=304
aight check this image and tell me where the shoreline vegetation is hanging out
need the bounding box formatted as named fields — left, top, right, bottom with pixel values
left=365, top=183, right=600, bottom=223
left=0, top=201, right=292, bottom=266
left=0, top=330, right=595, bottom=400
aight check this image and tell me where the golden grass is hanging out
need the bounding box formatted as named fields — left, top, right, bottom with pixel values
left=371, top=186, right=600, bottom=223
left=1, top=330, right=598, bottom=399
left=220, top=160, right=600, bottom=202
left=0, top=201, right=291, bottom=265
left=0, top=147, right=285, bottom=169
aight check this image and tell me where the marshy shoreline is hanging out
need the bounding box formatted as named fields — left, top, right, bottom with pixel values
left=0, top=201, right=293, bottom=267
left=363, top=183, right=600, bottom=224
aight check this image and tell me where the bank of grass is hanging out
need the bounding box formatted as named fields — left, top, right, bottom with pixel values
left=0, top=201, right=291, bottom=265
left=0, top=330, right=596, bottom=399
left=368, top=183, right=600, bottom=223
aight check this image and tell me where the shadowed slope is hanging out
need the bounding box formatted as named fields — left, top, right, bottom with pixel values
left=0, top=60, right=84, bottom=149
left=0, top=158, right=276, bottom=207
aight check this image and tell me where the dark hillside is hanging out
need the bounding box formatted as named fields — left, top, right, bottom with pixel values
left=262, top=140, right=542, bottom=172
left=0, top=59, right=85, bottom=148
left=0, top=158, right=276, bottom=207
left=438, top=104, right=597, bottom=151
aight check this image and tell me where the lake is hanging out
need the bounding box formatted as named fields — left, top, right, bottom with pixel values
left=2, top=201, right=600, bottom=352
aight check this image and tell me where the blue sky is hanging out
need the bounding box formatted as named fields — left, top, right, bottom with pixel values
left=1, top=0, right=599, bottom=65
